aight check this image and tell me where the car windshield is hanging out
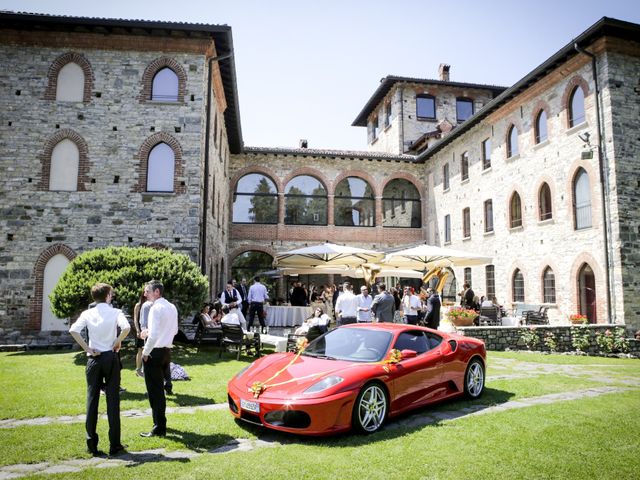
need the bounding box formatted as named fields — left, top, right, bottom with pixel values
left=302, top=327, right=393, bottom=362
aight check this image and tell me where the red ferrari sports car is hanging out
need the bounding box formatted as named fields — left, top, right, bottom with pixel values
left=227, top=323, right=486, bottom=435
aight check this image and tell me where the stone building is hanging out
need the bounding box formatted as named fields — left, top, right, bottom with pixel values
left=0, top=12, right=242, bottom=342
left=0, top=12, right=638, bottom=343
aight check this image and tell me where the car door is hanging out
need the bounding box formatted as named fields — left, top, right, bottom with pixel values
left=389, top=330, right=444, bottom=413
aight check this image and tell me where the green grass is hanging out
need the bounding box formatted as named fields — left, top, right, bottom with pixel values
left=1, top=348, right=638, bottom=479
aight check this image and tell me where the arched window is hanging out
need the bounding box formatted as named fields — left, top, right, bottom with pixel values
left=231, top=251, right=276, bottom=297
left=49, top=139, right=79, bottom=191
left=233, top=173, right=278, bottom=224
left=573, top=168, right=592, bottom=229
left=460, top=152, right=469, bottom=181
left=535, top=110, right=548, bottom=144
left=512, top=269, right=525, bottom=302
left=146, top=143, right=175, bottom=192
left=151, top=68, right=179, bottom=102
left=510, top=192, right=522, bottom=228
left=335, top=177, right=375, bottom=227
left=578, top=263, right=596, bottom=323
left=382, top=179, right=421, bottom=228
left=456, top=97, right=474, bottom=123
left=568, top=86, right=585, bottom=128
left=539, top=183, right=553, bottom=221
left=507, top=124, right=519, bottom=158
left=284, top=175, right=327, bottom=225
left=56, top=62, right=84, bottom=102
left=543, top=267, right=556, bottom=303
left=41, top=253, right=71, bottom=331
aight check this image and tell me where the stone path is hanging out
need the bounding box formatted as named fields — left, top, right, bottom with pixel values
left=1, top=357, right=638, bottom=478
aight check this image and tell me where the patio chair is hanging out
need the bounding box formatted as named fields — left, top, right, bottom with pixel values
left=193, top=315, right=222, bottom=346
left=524, top=306, right=549, bottom=325
left=219, top=324, right=260, bottom=360
left=478, top=306, right=501, bottom=326
left=286, top=333, right=307, bottom=352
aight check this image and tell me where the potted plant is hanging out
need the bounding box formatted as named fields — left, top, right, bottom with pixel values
left=569, top=314, right=588, bottom=325
left=447, top=307, right=477, bottom=327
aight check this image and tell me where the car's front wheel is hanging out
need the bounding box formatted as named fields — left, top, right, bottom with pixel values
left=464, top=358, right=485, bottom=399
left=352, top=383, right=388, bottom=434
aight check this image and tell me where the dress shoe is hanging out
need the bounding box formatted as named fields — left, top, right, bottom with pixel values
left=86, top=437, right=103, bottom=456
left=140, top=430, right=166, bottom=438
left=109, top=444, right=127, bottom=456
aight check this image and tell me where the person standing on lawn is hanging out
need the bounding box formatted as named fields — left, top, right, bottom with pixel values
left=68, top=282, right=130, bottom=457
left=140, top=279, right=178, bottom=438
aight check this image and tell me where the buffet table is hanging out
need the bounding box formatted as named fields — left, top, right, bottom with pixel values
left=265, top=305, right=313, bottom=327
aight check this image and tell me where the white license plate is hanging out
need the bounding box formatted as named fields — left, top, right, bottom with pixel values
left=240, top=398, right=260, bottom=413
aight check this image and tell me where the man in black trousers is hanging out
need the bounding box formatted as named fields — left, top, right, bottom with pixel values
left=69, top=283, right=130, bottom=456
left=140, top=280, right=178, bottom=438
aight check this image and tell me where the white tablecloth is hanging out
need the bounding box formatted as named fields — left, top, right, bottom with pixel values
left=266, top=306, right=312, bottom=327
left=260, top=334, right=288, bottom=352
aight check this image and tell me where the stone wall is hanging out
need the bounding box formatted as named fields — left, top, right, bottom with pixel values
left=0, top=34, right=227, bottom=335
left=457, top=324, right=640, bottom=356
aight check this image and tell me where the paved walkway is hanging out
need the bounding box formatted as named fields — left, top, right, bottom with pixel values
left=1, top=358, right=638, bottom=479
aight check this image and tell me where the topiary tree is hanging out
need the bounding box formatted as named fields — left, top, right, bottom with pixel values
left=50, top=246, right=208, bottom=319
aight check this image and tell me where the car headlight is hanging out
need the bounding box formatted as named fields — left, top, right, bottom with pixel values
left=303, top=375, right=344, bottom=394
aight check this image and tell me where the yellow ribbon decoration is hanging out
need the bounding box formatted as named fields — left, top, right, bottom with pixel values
left=247, top=348, right=403, bottom=399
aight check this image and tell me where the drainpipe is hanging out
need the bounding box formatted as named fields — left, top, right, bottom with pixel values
left=573, top=42, right=614, bottom=324
left=399, top=86, right=405, bottom=154
left=201, top=50, right=234, bottom=274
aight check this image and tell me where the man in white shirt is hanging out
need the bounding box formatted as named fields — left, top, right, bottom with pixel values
left=69, top=283, right=130, bottom=457
left=247, top=276, right=269, bottom=332
left=140, top=280, right=178, bottom=438
left=356, top=285, right=373, bottom=323
left=402, top=287, right=422, bottom=325
left=335, top=282, right=358, bottom=325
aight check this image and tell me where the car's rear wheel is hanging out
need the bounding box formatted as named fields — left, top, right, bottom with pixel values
left=464, top=358, right=485, bottom=399
left=352, top=383, right=388, bottom=434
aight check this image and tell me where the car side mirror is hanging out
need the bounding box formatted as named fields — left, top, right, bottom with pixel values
left=400, top=349, right=417, bottom=360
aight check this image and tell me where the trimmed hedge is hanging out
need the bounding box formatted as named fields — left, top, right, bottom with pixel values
left=50, top=246, right=208, bottom=318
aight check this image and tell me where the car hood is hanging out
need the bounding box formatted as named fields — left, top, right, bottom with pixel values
left=234, top=352, right=380, bottom=399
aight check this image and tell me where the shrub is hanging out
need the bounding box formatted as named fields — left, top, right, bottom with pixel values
left=595, top=327, right=629, bottom=354
left=544, top=331, right=558, bottom=352
left=520, top=327, right=540, bottom=350
left=571, top=326, right=591, bottom=352
left=50, top=246, right=208, bottom=319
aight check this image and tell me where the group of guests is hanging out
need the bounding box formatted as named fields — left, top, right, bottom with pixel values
left=294, top=281, right=442, bottom=334
left=69, top=280, right=178, bottom=457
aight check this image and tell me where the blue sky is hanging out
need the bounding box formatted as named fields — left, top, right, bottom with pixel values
left=2, top=0, right=639, bottom=150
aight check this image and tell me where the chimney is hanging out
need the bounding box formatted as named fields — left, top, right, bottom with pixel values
left=299, top=139, right=308, bottom=148
left=438, top=63, right=450, bottom=82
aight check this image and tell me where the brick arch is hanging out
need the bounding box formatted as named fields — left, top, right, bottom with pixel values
left=381, top=172, right=426, bottom=200
left=38, top=129, right=91, bottom=191
left=282, top=167, right=330, bottom=194
left=139, top=57, right=187, bottom=103
left=229, top=246, right=277, bottom=270
left=537, top=258, right=560, bottom=304
left=332, top=169, right=380, bottom=198
left=507, top=262, right=528, bottom=304
left=531, top=99, right=552, bottom=144
left=231, top=166, right=282, bottom=194
left=561, top=75, right=590, bottom=128
left=505, top=186, right=526, bottom=230
left=504, top=118, right=523, bottom=159
left=29, top=244, right=77, bottom=331
left=569, top=252, right=604, bottom=323
left=533, top=174, right=557, bottom=222
left=44, top=52, right=94, bottom=103
left=132, top=132, right=186, bottom=194
left=565, top=160, right=600, bottom=230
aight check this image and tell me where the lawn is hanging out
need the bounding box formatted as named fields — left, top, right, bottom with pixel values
left=1, top=345, right=638, bottom=479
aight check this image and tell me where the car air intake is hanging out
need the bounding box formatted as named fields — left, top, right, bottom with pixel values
left=264, top=410, right=311, bottom=429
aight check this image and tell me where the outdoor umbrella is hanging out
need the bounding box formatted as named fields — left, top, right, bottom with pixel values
left=274, top=242, right=383, bottom=268
left=381, top=243, right=492, bottom=269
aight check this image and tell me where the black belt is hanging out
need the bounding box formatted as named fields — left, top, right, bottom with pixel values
left=251, top=301, right=264, bottom=304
